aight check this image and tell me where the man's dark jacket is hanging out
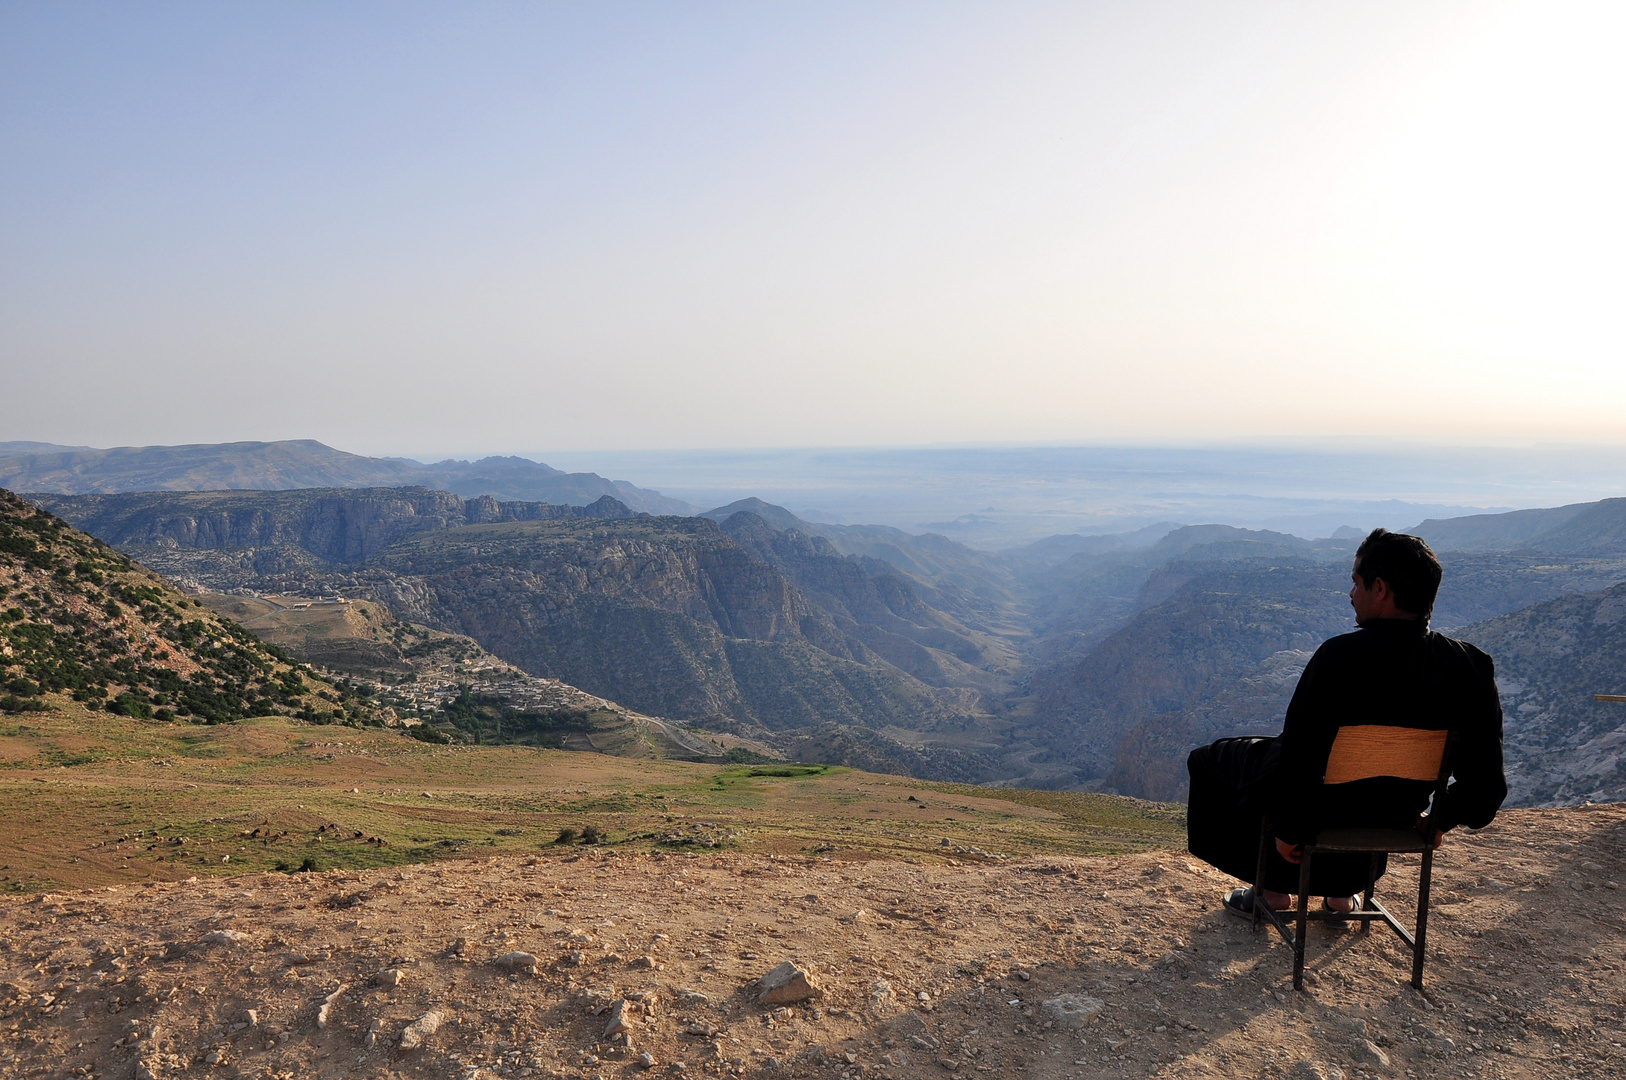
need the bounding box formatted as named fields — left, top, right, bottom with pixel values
left=1252, top=617, right=1508, bottom=845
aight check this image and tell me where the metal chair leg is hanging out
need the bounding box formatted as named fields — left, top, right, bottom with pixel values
left=1412, top=847, right=1434, bottom=990
left=1253, top=819, right=1271, bottom=934
left=1293, top=848, right=1313, bottom=990
left=1363, top=853, right=1379, bottom=935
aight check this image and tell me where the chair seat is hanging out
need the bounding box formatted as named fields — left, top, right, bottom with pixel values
left=1311, top=826, right=1431, bottom=853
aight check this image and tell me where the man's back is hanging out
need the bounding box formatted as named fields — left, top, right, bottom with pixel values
left=1261, top=618, right=1507, bottom=844
left=1189, top=528, right=1509, bottom=907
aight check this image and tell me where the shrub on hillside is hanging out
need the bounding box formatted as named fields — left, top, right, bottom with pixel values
left=108, top=693, right=152, bottom=719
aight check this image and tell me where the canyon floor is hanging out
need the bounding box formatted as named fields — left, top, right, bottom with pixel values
left=0, top=711, right=1622, bottom=1080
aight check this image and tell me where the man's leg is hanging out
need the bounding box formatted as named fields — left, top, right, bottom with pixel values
left=1186, top=737, right=1277, bottom=886
left=1189, top=738, right=1365, bottom=910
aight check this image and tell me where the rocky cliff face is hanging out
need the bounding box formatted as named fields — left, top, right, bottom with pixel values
left=716, top=512, right=1019, bottom=690
left=330, top=515, right=991, bottom=738
left=31, top=489, right=632, bottom=565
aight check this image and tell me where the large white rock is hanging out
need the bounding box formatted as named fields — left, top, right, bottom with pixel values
left=1040, top=994, right=1105, bottom=1029
left=399, top=1010, right=444, bottom=1051
left=757, top=961, right=824, bottom=1005
left=603, top=999, right=635, bottom=1039
left=493, top=951, right=539, bottom=971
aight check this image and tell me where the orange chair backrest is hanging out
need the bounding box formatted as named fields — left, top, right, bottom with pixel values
left=1324, top=725, right=1449, bottom=785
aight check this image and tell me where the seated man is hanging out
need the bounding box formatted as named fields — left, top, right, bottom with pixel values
left=1186, top=529, right=1508, bottom=915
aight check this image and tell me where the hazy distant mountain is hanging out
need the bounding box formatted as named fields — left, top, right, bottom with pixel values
left=1004, top=523, right=1180, bottom=569
left=416, top=455, right=694, bottom=515
left=1408, top=497, right=1626, bottom=554
left=1010, top=524, right=1358, bottom=666
left=1, top=439, right=418, bottom=491
left=0, top=439, right=693, bottom=515
left=702, top=498, right=813, bottom=533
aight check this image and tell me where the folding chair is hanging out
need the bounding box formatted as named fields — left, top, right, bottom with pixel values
left=1252, top=725, right=1454, bottom=991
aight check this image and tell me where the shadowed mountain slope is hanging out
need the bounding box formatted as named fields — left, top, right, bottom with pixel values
left=1031, top=561, right=1354, bottom=785
left=1409, top=496, right=1626, bottom=555
left=706, top=498, right=1027, bottom=637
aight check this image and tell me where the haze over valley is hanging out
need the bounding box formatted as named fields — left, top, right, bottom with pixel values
left=9, top=437, right=1623, bottom=810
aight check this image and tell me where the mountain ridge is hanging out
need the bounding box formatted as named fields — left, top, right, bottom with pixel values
left=0, top=439, right=693, bottom=515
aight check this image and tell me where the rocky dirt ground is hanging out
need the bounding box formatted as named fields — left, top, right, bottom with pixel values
left=1, top=804, right=1621, bottom=1080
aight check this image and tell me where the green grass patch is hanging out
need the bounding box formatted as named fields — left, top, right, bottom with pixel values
left=921, top=781, right=1186, bottom=852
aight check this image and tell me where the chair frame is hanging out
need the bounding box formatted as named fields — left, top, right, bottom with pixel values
left=1251, top=731, right=1454, bottom=991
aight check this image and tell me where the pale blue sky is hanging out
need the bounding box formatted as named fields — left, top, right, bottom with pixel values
left=2, top=2, right=1622, bottom=454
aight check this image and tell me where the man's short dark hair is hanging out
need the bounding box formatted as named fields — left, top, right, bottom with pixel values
left=1355, top=529, right=1443, bottom=619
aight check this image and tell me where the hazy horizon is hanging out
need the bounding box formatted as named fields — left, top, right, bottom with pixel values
left=5, top=2, right=1623, bottom=453
left=9, top=435, right=1625, bottom=547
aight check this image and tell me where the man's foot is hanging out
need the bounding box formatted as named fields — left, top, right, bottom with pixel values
left=1322, top=895, right=1363, bottom=921
left=1222, top=887, right=1293, bottom=918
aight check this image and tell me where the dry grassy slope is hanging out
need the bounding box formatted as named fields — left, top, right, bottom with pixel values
left=0, top=490, right=367, bottom=726
left=0, top=703, right=1182, bottom=894
left=0, top=804, right=1620, bottom=1080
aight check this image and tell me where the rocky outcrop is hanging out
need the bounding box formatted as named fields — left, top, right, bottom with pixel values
left=1457, top=581, right=1626, bottom=807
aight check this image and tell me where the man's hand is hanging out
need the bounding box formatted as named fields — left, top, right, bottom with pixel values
left=1274, top=837, right=1303, bottom=864
left=1415, top=817, right=1449, bottom=850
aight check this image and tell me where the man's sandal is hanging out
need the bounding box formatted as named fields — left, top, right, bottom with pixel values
left=1321, top=895, right=1364, bottom=922
left=1222, top=887, right=1285, bottom=919
left=1225, top=888, right=1362, bottom=920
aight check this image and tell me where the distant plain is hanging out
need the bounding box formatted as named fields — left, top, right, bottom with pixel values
left=538, top=443, right=1626, bottom=545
